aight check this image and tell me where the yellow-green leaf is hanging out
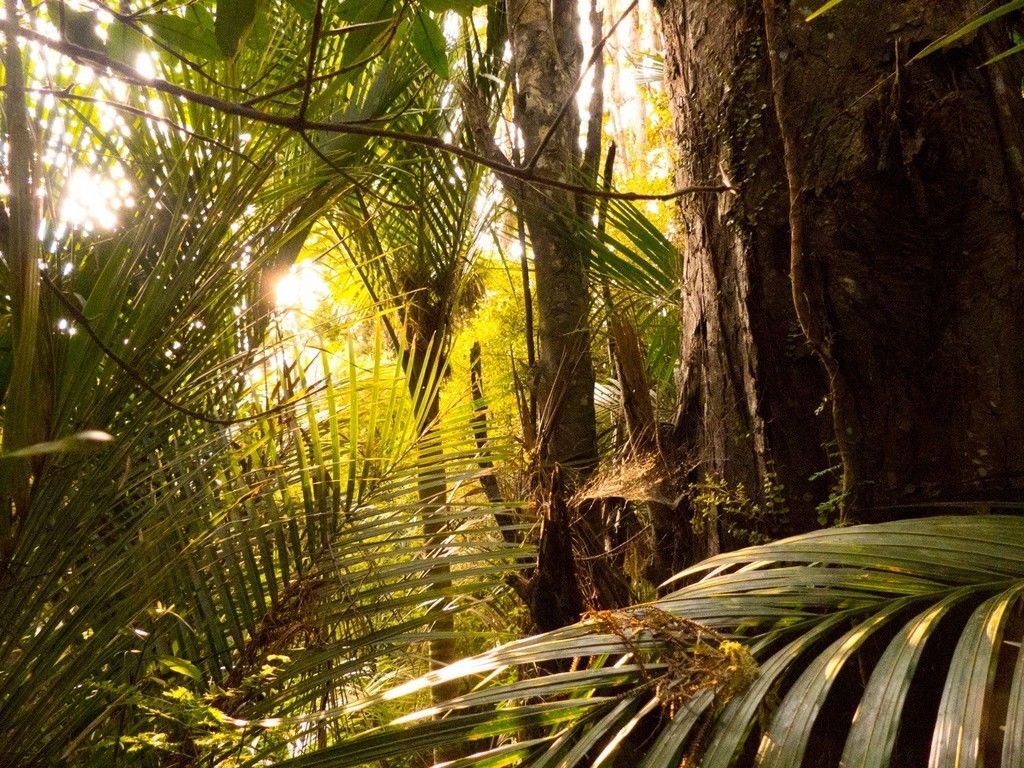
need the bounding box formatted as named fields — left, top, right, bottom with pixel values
left=156, top=655, right=203, bottom=680
left=409, top=11, right=449, bottom=79
left=215, top=0, right=259, bottom=58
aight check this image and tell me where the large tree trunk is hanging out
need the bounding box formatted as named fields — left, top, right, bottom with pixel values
left=657, top=0, right=1024, bottom=578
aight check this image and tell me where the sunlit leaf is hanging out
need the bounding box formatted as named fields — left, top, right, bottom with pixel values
left=805, top=0, right=846, bottom=21
left=0, top=430, right=113, bottom=459
left=912, top=0, right=1024, bottom=60
left=106, top=21, right=148, bottom=66
left=156, top=655, right=203, bottom=680
left=215, top=0, right=260, bottom=57
left=409, top=10, right=449, bottom=79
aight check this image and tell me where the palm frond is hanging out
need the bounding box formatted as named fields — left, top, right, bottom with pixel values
left=0, top=4, right=528, bottom=761
left=297, top=515, right=1024, bottom=768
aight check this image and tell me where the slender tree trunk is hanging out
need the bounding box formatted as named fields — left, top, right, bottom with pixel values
left=656, top=0, right=1024, bottom=579
left=465, top=2, right=630, bottom=627
left=503, top=0, right=614, bottom=629
left=417, top=397, right=455, bottom=696
left=508, top=0, right=598, bottom=479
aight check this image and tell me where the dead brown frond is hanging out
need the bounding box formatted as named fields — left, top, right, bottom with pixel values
left=583, top=606, right=757, bottom=715
left=574, top=454, right=674, bottom=506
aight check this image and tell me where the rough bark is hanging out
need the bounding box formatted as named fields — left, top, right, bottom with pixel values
left=657, top=0, right=1024, bottom=578
left=508, top=0, right=598, bottom=480
left=491, top=0, right=619, bottom=629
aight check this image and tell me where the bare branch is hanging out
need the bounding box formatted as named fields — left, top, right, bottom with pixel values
left=14, top=22, right=730, bottom=202
left=298, top=0, right=325, bottom=120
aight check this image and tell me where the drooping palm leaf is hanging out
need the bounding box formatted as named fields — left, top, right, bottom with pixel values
left=279, top=515, right=1024, bottom=768
left=576, top=197, right=677, bottom=301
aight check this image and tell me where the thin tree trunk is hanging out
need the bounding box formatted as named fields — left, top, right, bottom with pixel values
left=508, top=0, right=598, bottom=481
left=465, top=1, right=630, bottom=627
left=657, top=0, right=1024, bottom=579
left=416, top=395, right=454, bottom=695
left=503, top=0, right=609, bottom=629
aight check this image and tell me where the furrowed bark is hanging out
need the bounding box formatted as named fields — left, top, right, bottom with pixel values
left=657, top=0, right=1024, bottom=578
left=657, top=0, right=827, bottom=578
left=502, top=0, right=613, bottom=628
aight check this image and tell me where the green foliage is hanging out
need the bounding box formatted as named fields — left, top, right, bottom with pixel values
left=808, top=0, right=1024, bottom=62
left=689, top=472, right=789, bottom=545
left=106, top=21, right=148, bottom=66
left=421, top=0, right=484, bottom=16
left=911, top=0, right=1024, bottom=60
left=85, top=679, right=294, bottom=765
left=812, top=473, right=847, bottom=527
left=143, top=5, right=226, bottom=61
left=216, top=0, right=261, bottom=58
left=409, top=11, right=449, bottom=79
left=327, top=516, right=1024, bottom=768
left=2, top=2, right=1018, bottom=766
left=0, top=4, right=524, bottom=763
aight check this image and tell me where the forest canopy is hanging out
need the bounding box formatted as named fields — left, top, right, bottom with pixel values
left=1, top=0, right=1023, bottom=766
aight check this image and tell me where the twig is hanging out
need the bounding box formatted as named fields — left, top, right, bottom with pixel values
left=14, top=22, right=730, bottom=203
left=298, top=0, right=325, bottom=120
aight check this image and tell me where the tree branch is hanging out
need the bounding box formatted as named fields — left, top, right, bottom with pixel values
left=298, top=0, right=325, bottom=120
left=15, top=23, right=730, bottom=202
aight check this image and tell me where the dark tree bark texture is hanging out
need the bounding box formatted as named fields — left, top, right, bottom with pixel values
left=657, top=0, right=1024, bottom=578
left=474, top=0, right=625, bottom=631
left=508, top=0, right=599, bottom=480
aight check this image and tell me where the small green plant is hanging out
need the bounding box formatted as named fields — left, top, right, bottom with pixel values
left=689, top=471, right=789, bottom=545
left=79, top=648, right=297, bottom=765
left=810, top=439, right=846, bottom=525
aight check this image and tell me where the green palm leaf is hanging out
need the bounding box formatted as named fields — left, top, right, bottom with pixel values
left=0, top=4, right=524, bottom=762
left=311, top=515, right=1024, bottom=767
